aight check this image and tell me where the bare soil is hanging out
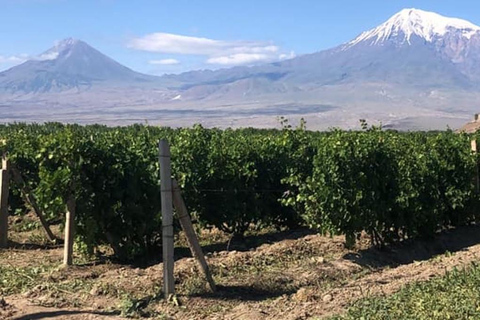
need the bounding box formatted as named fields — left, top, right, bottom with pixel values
left=2, top=216, right=480, bottom=320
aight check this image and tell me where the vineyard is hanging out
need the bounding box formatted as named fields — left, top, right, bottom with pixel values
left=1, top=122, right=480, bottom=319
left=0, top=122, right=478, bottom=257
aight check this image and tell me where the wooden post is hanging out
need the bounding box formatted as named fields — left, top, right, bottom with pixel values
left=63, top=196, right=76, bottom=266
left=159, top=140, right=175, bottom=298
left=0, top=156, right=9, bottom=248
left=472, top=139, right=479, bottom=194
left=172, top=180, right=216, bottom=292
left=10, top=166, right=57, bottom=242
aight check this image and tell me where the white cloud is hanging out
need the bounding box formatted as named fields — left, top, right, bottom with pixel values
left=0, top=55, right=26, bottom=64
left=130, top=33, right=223, bottom=55
left=207, top=53, right=270, bottom=65
left=0, top=50, right=65, bottom=70
left=36, top=51, right=59, bottom=61
left=208, top=51, right=298, bottom=66
left=0, top=51, right=61, bottom=65
left=279, top=51, right=297, bottom=60
left=149, top=58, right=180, bottom=65
left=129, top=32, right=295, bottom=66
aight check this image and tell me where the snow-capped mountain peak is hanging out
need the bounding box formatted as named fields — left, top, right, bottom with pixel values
left=53, top=37, right=80, bottom=50
left=347, top=8, right=480, bottom=47
left=35, top=38, right=81, bottom=61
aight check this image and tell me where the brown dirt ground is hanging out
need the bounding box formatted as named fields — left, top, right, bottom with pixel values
left=2, top=216, right=480, bottom=320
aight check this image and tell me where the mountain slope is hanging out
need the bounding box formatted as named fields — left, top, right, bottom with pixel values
left=0, top=38, right=160, bottom=93
left=167, top=8, right=480, bottom=101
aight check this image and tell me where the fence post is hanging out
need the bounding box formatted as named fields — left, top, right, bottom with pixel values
left=172, top=179, right=216, bottom=292
left=0, top=156, right=9, bottom=248
left=63, top=196, right=76, bottom=266
left=159, top=140, right=175, bottom=298
left=472, top=139, right=479, bottom=194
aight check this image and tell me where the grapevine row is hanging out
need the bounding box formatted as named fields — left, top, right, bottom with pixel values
left=0, top=122, right=477, bottom=258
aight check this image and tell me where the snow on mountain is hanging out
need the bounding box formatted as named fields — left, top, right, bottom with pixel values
left=347, top=8, right=480, bottom=47
left=35, top=38, right=79, bottom=61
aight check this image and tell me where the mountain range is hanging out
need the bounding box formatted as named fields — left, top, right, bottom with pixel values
left=1, top=8, right=480, bottom=130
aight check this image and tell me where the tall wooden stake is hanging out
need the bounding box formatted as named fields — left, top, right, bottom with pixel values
left=159, top=140, right=175, bottom=298
left=63, top=196, right=76, bottom=266
left=0, top=156, right=9, bottom=248
left=472, top=139, right=479, bottom=194
left=172, top=180, right=216, bottom=292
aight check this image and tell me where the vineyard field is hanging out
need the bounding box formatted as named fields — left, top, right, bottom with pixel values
left=0, top=122, right=479, bottom=258
left=1, top=122, right=480, bottom=319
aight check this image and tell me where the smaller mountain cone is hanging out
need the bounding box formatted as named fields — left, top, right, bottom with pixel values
left=0, top=38, right=159, bottom=93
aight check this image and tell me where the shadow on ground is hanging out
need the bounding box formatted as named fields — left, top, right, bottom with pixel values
left=12, top=310, right=120, bottom=320
left=344, top=224, right=480, bottom=269
left=7, top=241, right=63, bottom=250
left=191, top=284, right=296, bottom=302
left=197, top=227, right=315, bottom=254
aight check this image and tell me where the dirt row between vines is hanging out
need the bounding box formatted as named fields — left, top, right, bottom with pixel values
left=2, top=224, right=480, bottom=320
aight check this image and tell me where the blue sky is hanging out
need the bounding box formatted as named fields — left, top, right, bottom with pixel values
left=1, top=0, right=479, bottom=74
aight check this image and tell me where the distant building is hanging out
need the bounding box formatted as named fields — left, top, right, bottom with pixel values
left=457, top=114, right=480, bottom=133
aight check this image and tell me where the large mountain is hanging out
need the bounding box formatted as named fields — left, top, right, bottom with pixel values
left=0, top=38, right=160, bottom=93
left=155, top=8, right=480, bottom=130
left=170, top=8, right=480, bottom=96
left=1, top=9, right=480, bottom=130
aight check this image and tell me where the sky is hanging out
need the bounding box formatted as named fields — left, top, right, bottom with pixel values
left=1, top=0, right=480, bottom=75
